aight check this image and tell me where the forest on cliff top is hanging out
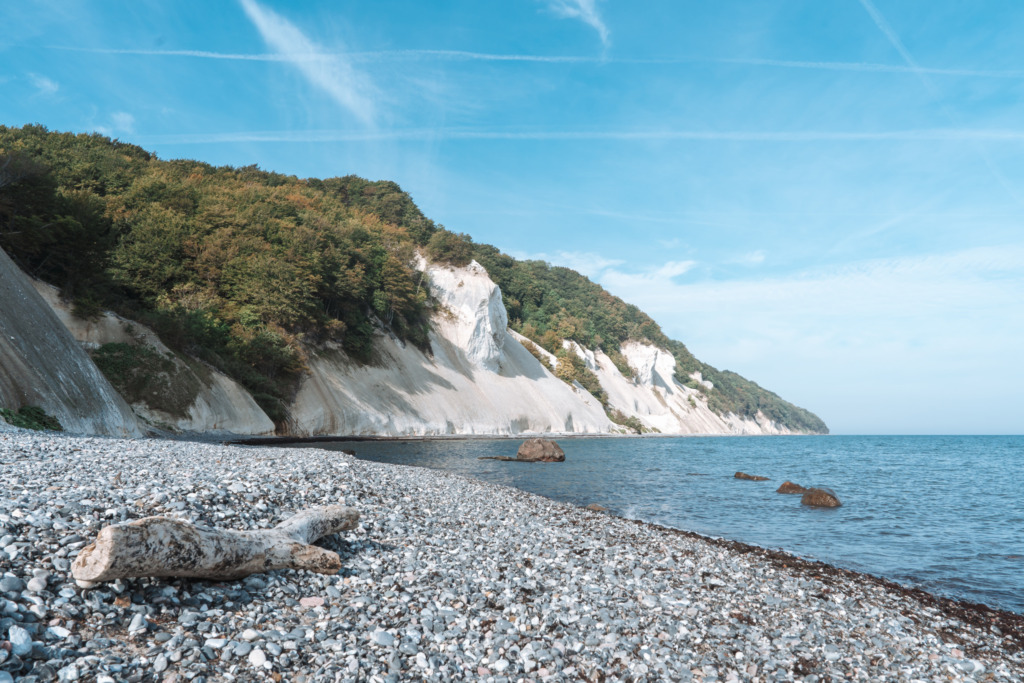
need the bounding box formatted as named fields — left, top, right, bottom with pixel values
left=0, top=125, right=827, bottom=433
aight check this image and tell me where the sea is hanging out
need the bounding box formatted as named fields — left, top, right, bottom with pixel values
left=294, top=435, right=1024, bottom=614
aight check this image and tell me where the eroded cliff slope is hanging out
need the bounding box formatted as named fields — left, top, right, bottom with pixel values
left=0, top=248, right=142, bottom=436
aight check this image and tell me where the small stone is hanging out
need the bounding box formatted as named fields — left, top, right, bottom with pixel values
left=153, top=654, right=168, bottom=673
left=8, top=624, right=33, bottom=656
left=204, top=638, right=228, bottom=649
left=298, top=596, right=324, bottom=608
left=241, top=629, right=261, bottom=642
left=128, top=613, right=147, bottom=632
left=371, top=630, right=395, bottom=647
left=47, top=625, right=71, bottom=639
left=26, top=577, right=47, bottom=592
left=249, top=647, right=267, bottom=668
left=0, top=577, right=24, bottom=593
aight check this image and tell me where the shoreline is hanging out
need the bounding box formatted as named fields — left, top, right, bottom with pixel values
left=1, top=430, right=1020, bottom=681
left=241, top=434, right=1023, bottom=623
left=223, top=432, right=824, bottom=447
left=626, top=519, right=1024, bottom=654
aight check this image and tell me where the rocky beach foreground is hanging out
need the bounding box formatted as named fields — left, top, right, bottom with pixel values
left=0, top=430, right=1021, bottom=682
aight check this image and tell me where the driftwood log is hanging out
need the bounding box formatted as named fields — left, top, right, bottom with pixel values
left=71, top=505, right=359, bottom=587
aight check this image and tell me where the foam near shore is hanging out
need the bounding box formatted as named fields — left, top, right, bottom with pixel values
left=0, top=431, right=1020, bottom=682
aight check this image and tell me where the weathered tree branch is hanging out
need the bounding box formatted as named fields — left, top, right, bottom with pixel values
left=71, top=505, right=359, bottom=587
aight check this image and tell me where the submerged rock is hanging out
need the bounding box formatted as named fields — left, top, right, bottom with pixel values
left=734, top=472, right=769, bottom=481
left=585, top=503, right=608, bottom=512
left=801, top=487, right=842, bottom=507
left=776, top=481, right=808, bottom=494
left=516, top=438, right=565, bottom=462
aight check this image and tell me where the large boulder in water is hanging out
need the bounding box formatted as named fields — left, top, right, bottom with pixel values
left=734, top=471, right=769, bottom=481
left=777, top=481, right=808, bottom=494
left=801, top=487, right=842, bottom=507
left=516, top=438, right=565, bottom=462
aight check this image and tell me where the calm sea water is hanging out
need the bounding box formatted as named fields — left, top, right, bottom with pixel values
left=297, top=435, right=1024, bottom=613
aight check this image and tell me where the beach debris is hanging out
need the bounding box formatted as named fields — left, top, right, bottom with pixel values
left=734, top=471, right=769, bottom=481
left=801, top=487, right=842, bottom=507
left=776, top=481, right=808, bottom=494
left=71, top=505, right=359, bottom=587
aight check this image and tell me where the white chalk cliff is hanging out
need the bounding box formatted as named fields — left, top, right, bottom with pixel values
left=0, top=248, right=142, bottom=437
left=32, top=281, right=275, bottom=436
left=286, top=260, right=611, bottom=436
left=5, top=252, right=799, bottom=437
left=286, top=258, right=796, bottom=436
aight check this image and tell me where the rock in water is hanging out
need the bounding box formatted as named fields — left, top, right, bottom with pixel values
left=585, top=503, right=608, bottom=512
left=516, top=439, right=565, bottom=462
left=777, top=481, right=808, bottom=494
left=801, top=487, right=842, bottom=507
left=734, top=472, right=769, bottom=481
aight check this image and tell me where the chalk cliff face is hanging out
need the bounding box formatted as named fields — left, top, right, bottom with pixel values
left=585, top=340, right=794, bottom=435
left=287, top=259, right=797, bottom=436
left=286, top=260, right=612, bottom=436
left=5, top=251, right=800, bottom=437
left=32, top=282, right=275, bottom=437
left=0, top=249, right=142, bottom=437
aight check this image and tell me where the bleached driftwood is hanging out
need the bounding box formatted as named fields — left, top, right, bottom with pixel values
left=71, top=505, right=359, bottom=587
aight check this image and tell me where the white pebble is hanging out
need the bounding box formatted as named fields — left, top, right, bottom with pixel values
left=249, top=647, right=268, bottom=668
left=8, top=624, right=33, bottom=656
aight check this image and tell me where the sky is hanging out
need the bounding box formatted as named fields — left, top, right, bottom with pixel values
left=2, top=0, right=1023, bottom=435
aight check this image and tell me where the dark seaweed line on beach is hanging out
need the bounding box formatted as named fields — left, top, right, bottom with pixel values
left=616, top=515, right=1024, bottom=654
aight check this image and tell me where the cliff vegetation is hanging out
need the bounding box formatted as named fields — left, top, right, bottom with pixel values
left=0, top=125, right=826, bottom=433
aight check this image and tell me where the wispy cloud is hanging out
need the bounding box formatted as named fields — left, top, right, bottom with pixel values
left=857, top=0, right=1023, bottom=206
left=111, top=112, right=136, bottom=134
left=598, top=259, right=698, bottom=291
left=857, top=0, right=923, bottom=76
left=546, top=0, right=610, bottom=46
left=93, top=111, right=137, bottom=137
left=237, top=0, right=376, bottom=124
left=731, top=250, right=766, bottom=266
left=714, top=56, right=1024, bottom=79
left=139, top=127, right=1024, bottom=145
left=28, top=73, right=59, bottom=96
left=45, top=45, right=1024, bottom=78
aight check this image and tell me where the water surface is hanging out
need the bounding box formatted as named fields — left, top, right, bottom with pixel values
left=292, top=435, right=1024, bottom=613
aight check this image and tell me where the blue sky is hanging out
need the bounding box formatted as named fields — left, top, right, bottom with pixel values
left=2, top=0, right=1023, bottom=434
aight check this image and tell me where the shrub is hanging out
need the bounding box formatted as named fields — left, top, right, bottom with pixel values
left=0, top=405, right=63, bottom=431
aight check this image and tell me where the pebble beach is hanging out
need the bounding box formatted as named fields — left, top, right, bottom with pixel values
left=0, top=429, right=1021, bottom=682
